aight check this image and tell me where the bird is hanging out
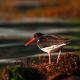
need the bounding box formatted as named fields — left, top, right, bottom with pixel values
left=24, top=32, right=70, bottom=64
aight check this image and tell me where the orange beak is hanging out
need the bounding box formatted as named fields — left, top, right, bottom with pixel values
left=24, top=38, right=36, bottom=46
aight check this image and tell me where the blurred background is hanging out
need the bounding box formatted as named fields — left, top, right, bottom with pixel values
left=0, top=0, right=80, bottom=59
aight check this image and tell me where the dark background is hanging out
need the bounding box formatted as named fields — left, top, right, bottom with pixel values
left=0, top=0, right=80, bottom=59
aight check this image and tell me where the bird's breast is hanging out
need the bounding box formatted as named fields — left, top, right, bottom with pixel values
left=38, top=43, right=66, bottom=53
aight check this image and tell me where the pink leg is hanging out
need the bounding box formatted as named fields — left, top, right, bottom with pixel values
left=48, top=52, right=52, bottom=65
left=57, top=48, right=62, bottom=64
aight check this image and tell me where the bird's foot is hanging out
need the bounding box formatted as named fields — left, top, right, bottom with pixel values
left=46, top=62, right=54, bottom=69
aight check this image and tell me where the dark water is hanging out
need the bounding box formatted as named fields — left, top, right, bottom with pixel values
left=0, top=23, right=80, bottom=59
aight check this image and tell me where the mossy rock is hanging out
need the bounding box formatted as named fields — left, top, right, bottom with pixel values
left=7, top=65, right=45, bottom=80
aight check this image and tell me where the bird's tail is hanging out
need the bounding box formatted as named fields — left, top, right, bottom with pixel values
left=64, top=39, right=71, bottom=45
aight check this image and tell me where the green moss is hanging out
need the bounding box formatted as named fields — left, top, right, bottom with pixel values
left=7, top=65, right=44, bottom=80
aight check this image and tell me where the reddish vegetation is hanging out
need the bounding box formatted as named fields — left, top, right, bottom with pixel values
left=0, top=0, right=80, bottom=21
left=0, top=53, right=80, bottom=80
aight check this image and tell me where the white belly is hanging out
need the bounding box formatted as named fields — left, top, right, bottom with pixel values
left=39, top=43, right=66, bottom=53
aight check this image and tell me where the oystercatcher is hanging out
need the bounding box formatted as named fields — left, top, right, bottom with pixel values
left=24, top=32, right=70, bottom=64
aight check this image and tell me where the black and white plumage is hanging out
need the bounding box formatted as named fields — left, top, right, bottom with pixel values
left=25, top=32, right=70, bottom=64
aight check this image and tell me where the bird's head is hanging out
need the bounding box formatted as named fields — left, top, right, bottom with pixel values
left=24, top=32, right=44, bottom=46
